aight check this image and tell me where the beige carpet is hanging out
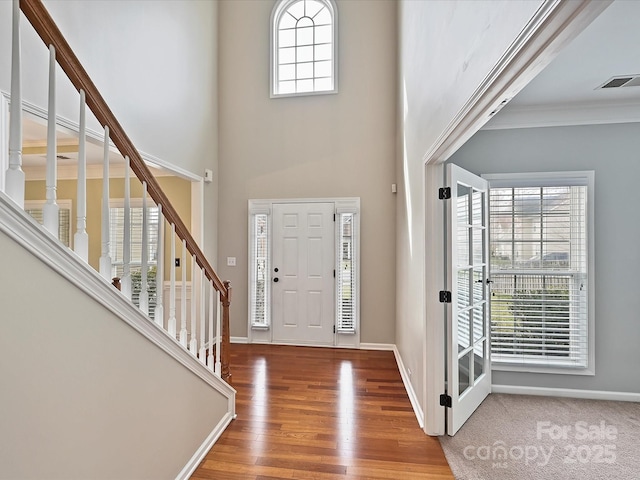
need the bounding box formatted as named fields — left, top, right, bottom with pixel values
left=439, top=394, right=640, bottom=480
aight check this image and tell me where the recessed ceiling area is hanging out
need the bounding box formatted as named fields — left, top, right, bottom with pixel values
left=484, top=0, right=640, bottom=130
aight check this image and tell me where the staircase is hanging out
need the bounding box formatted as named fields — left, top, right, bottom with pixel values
left=0, top=0, right=235, bottom=478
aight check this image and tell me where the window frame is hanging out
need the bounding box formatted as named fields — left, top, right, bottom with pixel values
left=270, top=0, right=339, bottom=98
left=484, top=171, right=595, bottom=375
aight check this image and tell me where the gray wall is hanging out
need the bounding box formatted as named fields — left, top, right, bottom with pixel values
left=0, top=229, right=230, bottom=478
left=449, top=122, right=640, bottom=394
left=217, top=0, right=397, bottom=343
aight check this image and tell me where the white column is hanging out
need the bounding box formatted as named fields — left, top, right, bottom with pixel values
left=74, top=90, right=89, bottom=262
left=121, top=156, right=131, bottom=299
left=179, top=239, right=188, bottom=347
left=139, top=182, right=149, bottom=315
left=6, top=0, right=24, bottom=208
left=198, top=267, right=206, bottom=365
left=189, top=257, right=198, bottom=355
left=168, top=223, right=177, bottom=338
left=208, top=282, right=214, bottom=371
left=215, top=288, right=221, bottom=376
left=154, top=204, right=164, bottom=327
left=99, top=126, right=112, bottom=280
left=43, top=45, right=59, bottom=238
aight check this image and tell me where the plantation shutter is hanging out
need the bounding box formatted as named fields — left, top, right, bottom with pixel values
left=25, top=205, right=71, bottom=247
left=250, top=214, right=270, bottom=327
left=489, top=176, right=590, bottom=368
left=337, top=213, right=356, bottom=332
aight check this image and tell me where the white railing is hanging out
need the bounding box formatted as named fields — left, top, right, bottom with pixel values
left=3, top=0, right=231, bottom=381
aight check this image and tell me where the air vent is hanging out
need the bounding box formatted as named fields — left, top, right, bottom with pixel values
left=598, top=75, right=640, bottom=89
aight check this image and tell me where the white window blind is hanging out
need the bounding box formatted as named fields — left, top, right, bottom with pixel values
left=488, top=173, right=592, bottom=370
left=272, top=0, right=337, bottom=96
left=250, top=214, right=269, bottom=327
left=337, top=213, right=356, bottom=332
left=109, top=204, right=159, bottom=319
left=25, top=200, right=72, bottom=247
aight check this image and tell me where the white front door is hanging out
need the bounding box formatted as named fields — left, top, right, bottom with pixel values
left=446, top=164, right=492, bottom=435
left=272, top=202, right=335, bottom=345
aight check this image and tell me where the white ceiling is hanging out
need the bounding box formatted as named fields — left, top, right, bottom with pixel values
left=484, top=0, right=640, bottom=130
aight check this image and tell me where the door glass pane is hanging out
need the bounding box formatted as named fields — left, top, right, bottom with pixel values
left=458, top=226, right=469, bottom=266
left=472, top=189, right=484, bottom=226
left=457, top=269, right=470, bottom=309
left=472, top=227, right=484, bottom=265
left=457, top=184, right=470, bottom=226
left=474, top=340, right=485, bottom=383
left=472, top=269, right=484, bottom=305
left=459, top=351, right=471, bottom=396
left=458, top=309, right=471, bottom=351
left=472, top=304, right=485, bottom=344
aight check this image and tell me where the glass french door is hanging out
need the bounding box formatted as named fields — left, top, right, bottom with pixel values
left=446, top=164, right=491, bottom=435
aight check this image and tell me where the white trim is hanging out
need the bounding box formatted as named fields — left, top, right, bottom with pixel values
left=422, top=1, right=611, bottom=437
left=491, top=384, right=640, bottom=403
left=231, top=336, right=249, bottom=344
left=359, top=343, right=394, bottom=351
left=0, top=93, right=8, bottom=192
left=393, top=346, right=425, bottom=429
left=176, top=410, right=236, bottom=480
left=0, top=190, right=236, bottom=402
left=482, top=101, right=640, bottom=131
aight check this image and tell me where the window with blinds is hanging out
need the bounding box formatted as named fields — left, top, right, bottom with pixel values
left=337, top=213, right=356, bottom=332
left=250, top=214, right=270, bottom=327
left=109, top=204, right=159, bottom=319
left=25, top=200, right=72, bottom=247
left=487, top=173, right=593, bottom=371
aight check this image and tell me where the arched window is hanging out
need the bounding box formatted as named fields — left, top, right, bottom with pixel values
left=271, top=0, right=337, bottom=97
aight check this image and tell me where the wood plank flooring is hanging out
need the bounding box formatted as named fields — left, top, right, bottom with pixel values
left=191, top=344, right=453, bottom=479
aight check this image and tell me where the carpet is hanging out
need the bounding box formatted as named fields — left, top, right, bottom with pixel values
left=439, top=393, right=640, bottom=480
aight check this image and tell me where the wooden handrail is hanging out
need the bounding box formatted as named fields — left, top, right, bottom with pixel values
left=19, top=0, right=229, bottom=302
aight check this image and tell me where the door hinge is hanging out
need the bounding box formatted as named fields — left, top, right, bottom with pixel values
left=439, top=290, right=452, bottom=303
left=440, top=393, right=452, bottom=408
left=333, top=325, right=336, bottom=334
left=333, top=269, right=336, bottom=278
left=333, top=213, right=336, bottom=221
left=439, top=187, right=451, bottom=200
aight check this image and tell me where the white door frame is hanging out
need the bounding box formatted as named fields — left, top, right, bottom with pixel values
left=422, top=1, right=612, bottom=435
left=248, top=197, right=361, bottom=348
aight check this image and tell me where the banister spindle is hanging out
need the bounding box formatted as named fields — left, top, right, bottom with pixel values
left=168, top=223, right=177, bottom=338
left=74, top=90, right=88, bottom=262
left=154, top=204, right=164, bottom=327
left=215, top=288, right=221, bottom=376
left=6, top=0, right=25, bottom=207
left=208, top=282, right=214, bottom=371
left=99, top=126, right=111, bottom=280
left=121, top=156, right=131, bottom=299
left=198, top=267, right=206, bottom=365
left=179, top=240, right=188, bottom=347
left=222, top=281, right=232, bottom=384
left=43, top=45, right=59, bottom=238
left=189, top=257, right=198, bottom=355
left=139, top=181, right=149, bottom=315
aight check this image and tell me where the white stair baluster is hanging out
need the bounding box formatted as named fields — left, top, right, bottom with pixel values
left=154, top=204, right=164, bottom=327
left=43, top=45, right=59, bottom=238
left=198, top=267, right=206, bottom=365
left=99, top=126, right=111, bottom=280
left=189, top=257, right=198, bottom=355
left=168, top=223, right=177, bottom=338
left=74, top=90, right=88, bottom=262
left=121, top=156, right=131, bottom=299
left=139, top=181, right=149, bottom=315
left=215, top=288, right=221, bottom=376
left=6, top=0, right=24, bottom=207
left=179, top=240, right=188, bottom=347
left=208, top=282, right=214, bottom=371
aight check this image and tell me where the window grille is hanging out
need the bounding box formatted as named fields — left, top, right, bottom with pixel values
left=337, top=213, right=356, bottom=332
left=250, top=214, right=270, bottom=327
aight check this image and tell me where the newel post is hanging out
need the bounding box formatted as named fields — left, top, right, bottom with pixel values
left=221, top=280, right=232, bottom=385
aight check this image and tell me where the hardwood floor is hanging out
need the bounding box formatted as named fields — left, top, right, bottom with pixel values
left=191, top=344, right=453, bottom=479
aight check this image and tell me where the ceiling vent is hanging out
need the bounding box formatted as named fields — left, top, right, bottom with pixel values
left=598, top=75, right=640, bottom=89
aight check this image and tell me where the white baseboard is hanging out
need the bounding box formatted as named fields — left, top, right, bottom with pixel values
left=359, top=342, right=395, bottom=351
left=392, top=346, right=425, bottom=429
left=176, top=410, right=235, bottom=480
left=230, top=336, right=248, bottom=344
left=492, top=384, right=640, bottom=403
